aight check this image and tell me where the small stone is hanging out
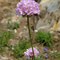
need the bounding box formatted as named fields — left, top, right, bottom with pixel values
left=24, top=26, right=27, bottom=29
left=19, top=32, right=23, bottom=38
left=50, top=50, right=57, bottom=54
left=12, top=47, right=14, bottom=50
left=50, top=31, right=54, bottom=34
left=1, top=19, right=8, bottom=25
left=1, top=56, right=9, bottom=60
left=9, top=39, right=15, bottom=46
left=24, top=36, right=28, bottom=39
left=50, top=51, right=54, bottom=53
left=56, top=28, right=60, bottom=32
left=34, top=30, right=38, bottom=32
left=5, top=47, right=9, bottom=50
left=54, top=50, right=57, bottom=53
left=53, top=35, right=59, bottom=41
left=14, top=29, right=17, bottom=33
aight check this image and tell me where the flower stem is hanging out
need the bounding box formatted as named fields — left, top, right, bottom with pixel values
left=27, top=15, right=35, bottom=60
left=32, top=57, right=33, bottom=60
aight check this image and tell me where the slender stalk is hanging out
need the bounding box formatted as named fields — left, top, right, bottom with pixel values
left=32, top=56, right=33, bottom=60
left=27, top=15, right=35, bottom=60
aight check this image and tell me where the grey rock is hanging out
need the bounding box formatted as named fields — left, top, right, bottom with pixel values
left=40, top=0, right=60, bottom=13
left=1, top=19, right=8, bottom=25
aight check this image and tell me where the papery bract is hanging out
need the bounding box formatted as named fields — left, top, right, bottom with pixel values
left=15, top=0, right=40, bottom=15
left=24, top=48, right=39, bottom=59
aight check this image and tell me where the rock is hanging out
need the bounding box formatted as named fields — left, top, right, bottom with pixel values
left=34, top=30, right=38, bottom=33
left=51, top=19, right=60, bottom=32
left=56, top=20, right=60, bottom=32
left=5, top=47, right=9, bottom=50
left=18, top=31, right=28, bottom=38
left=0, top=56, right=9, bottom=60
left=9, top=39, right=16, bottom=47
left=56, top=28, right=60, bottom=32
left=36, top=0, right=60, bottom=31
left=50, top=31, right=54, bottom=34
left=12, top=47, right=14, bottom=50
left=0, top=0, right=19, bottom=20
left=36, top=15, right=53, bottom=31
left=50, top=50, right=57, bottom=54
left=40, top=0, right=60, bottom=13
left=53, top=35, right=59, bottom=42
left=0, top=11, right=3, bottom=20
left=14, top=29, right=17, bottom=33
left=23, top=26, right=27, bottom=29
left=1, top=19, right=8, bottom=25
left=2, top=7, right=11, bottom=13
left=11, top=16, right=20, bottom=23
left=50, top=31, right=60, bottom=42
left=24, top=36, right=28, bottom=39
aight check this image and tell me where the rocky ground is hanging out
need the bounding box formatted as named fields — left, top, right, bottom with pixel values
left=0, top=0, right=60, bottom=60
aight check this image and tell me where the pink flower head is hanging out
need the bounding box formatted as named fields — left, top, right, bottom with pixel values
left=24, top=47, right=39, bottom=59
left=15, top=0, right=40, bottom=15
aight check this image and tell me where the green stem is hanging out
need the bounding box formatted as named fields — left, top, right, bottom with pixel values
left=27, top=15, right=35, bottom=60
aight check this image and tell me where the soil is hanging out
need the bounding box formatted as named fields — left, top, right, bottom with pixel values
left=0, top=0, right=60, bottom=60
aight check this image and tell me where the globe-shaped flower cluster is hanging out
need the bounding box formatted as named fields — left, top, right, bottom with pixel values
left=24, top=48, right=39, bottom=59
left=15, top=0, right=40, bottom=15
